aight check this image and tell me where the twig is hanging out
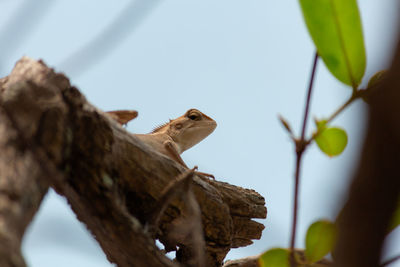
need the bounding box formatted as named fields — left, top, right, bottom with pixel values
left=325, top=93, right=358, bottom=124
left=289, top=52, right=318, bottom=267
left=58, top=0, right=161, bottom=77
left=148, top=167, right=205, bottom=267
left=306, top=91, right=361, bottom=144
left=0, top=0, right=55, bottom=72
left=300, top=53, right=319, bottom=141
left=381, top=254, right=400, bottom=267
left=148, top=167, right=197, bottom=236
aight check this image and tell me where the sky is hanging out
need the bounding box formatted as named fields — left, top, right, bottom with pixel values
left=0, top=0, right=399, bottom=266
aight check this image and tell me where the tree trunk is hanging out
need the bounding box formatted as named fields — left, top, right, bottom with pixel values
left=334, top=38, right=400, bottom=266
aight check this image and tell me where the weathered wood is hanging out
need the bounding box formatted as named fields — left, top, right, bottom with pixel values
left=0, top=58, right=70, bottom=267
left=223, top=255, right=260, bottom=267
left=0, top=57, right=267, bottom=267
left=223, top=251, right=332, bottom=267
left=0, top=108, right=49, bottom=267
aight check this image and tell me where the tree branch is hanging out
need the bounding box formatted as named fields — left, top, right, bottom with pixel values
left=0, top=57, right=267, bottom=267
left=290, top=52, right=318, bottom=266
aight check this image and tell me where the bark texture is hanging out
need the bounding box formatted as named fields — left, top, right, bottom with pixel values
left=223, top=250, right=331, bottom=267
left=0, top=59, right=70, bottom=267
left=0, top=57, right=267, bottom=267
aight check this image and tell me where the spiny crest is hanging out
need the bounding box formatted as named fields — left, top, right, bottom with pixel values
left=151, top=121, right=170, bottom=133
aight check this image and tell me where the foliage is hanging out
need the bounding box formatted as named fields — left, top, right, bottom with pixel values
left=267, top=0, right=400, bottom=266
left=314, top=121, right=347, bottom=157
left=305, top=220, right=336, bottom=262
left=259, top=248, right=290, bottom=267
left=299, top=0, right=366, bottom=89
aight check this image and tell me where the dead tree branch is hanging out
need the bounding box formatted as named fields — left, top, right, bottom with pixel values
left=0, top=57, right=267, bottom=267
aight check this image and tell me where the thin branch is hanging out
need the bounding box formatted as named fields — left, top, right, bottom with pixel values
left=289, top=154, right=303, bottom=267
left=148, top=167, right=197, bottom=237
left=300, top=52, right=319, bottom=141
left=325, top=93, right=357, bottom=124
left=306, top=91, right=361, bottom=144
left=289, top=52, right=318, bottom=267
left=0, top=0, right=55, bottom=74
left=58, top=0, right=161, bottom=77
left=381, top=254, right=400, bottom=267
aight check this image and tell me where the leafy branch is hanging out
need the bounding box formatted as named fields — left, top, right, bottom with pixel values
left=259, top=0, right=400, bottom=266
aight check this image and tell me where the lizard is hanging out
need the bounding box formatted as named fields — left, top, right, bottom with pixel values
left=106, top=108, right=217, bottom=178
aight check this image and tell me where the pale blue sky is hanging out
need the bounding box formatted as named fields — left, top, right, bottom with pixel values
left=1, top=1, right=399, bottom=266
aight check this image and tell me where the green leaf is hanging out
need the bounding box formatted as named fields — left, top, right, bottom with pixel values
left=305, top=220, right=337, bottom=263
left=315, top=119, right=327, bottom=130
left=259, top=248, right=290, bottom=267
left=315, top=127, right=348, bottom=157
left=299, top=0, right=366, bottom=87
left=388, top=199, right=400, bottom=233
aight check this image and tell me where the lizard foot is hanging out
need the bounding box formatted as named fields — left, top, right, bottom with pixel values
left=193, top=166, right=215, bottom=180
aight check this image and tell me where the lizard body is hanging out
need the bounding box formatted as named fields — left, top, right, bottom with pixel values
left=107, top=108, right=217, bottom=176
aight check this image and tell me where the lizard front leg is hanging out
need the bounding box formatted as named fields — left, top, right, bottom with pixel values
left=164, top=140, right=215, bottom=179
left=164, top=140, right=189, bottom=168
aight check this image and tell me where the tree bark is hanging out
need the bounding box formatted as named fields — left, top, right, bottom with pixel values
left=0, top=59, right=70, bottom=267
left=0, top=57, right=267, bottom=267
left=222, top=250, right=331, bottom=267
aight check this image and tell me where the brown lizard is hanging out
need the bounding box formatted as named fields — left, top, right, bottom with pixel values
left=106, top=108, right=217, bottom=178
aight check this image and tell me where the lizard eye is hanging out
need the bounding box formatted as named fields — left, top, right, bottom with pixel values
left=188, top=114, right=200, bottom=120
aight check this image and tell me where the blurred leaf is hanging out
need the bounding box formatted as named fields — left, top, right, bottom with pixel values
left=278, top=115, right=294, bottom=135
left=362, top=70, right=388, bottom=103
left=259, top=248, right=290, bottom=267
left=305, top=220, right=337, bottom=263
left=299, top=0, right=366, bottom=87
left=367, top=70, right=387, bottom=89
left=315, top=126, right=348, bottom=157
left=388, top=199, right=400, bottom=233
left=315, top=119, right=327, bottom=130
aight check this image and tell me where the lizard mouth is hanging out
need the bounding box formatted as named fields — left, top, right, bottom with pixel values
left=189, top=120, right=217, bottom=127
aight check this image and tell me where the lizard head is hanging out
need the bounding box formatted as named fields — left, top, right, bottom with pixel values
left=152, top=109, right=217, bottom=153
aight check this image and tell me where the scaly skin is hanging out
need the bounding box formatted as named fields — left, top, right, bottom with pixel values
left=107, top=108, right=217, bottom=178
